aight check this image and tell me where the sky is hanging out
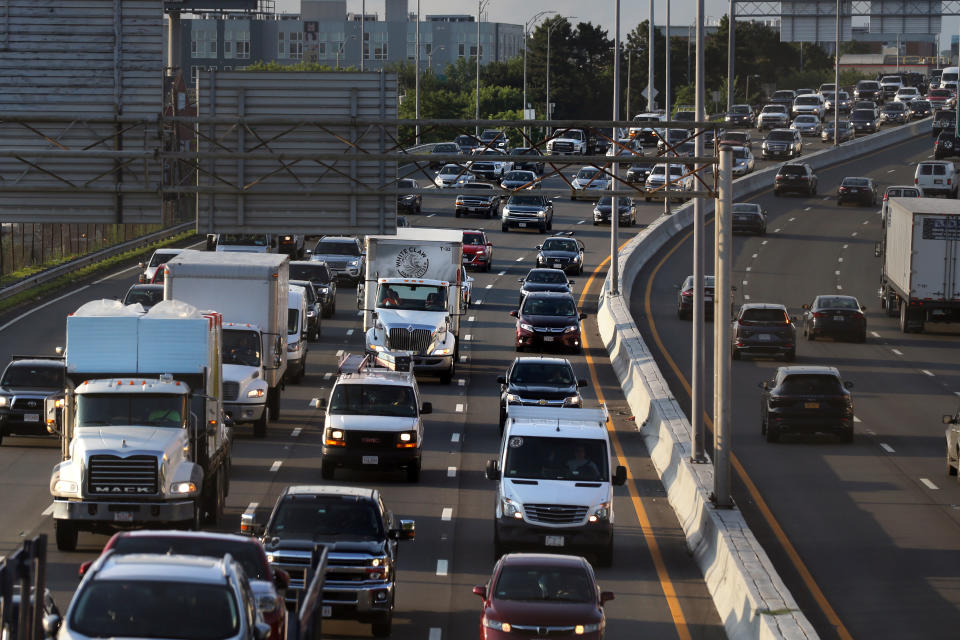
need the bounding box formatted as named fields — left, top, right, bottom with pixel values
left=276, top=0, right=960, bottom=49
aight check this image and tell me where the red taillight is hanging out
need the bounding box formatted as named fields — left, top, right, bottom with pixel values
left=949, top=179, right=953, bottom=185
left=915, top=178, right=919, bottom=184
left=883, top=193, right=888, bottom=201
left=681, top=290, right=693, bottom=298
left=813, top=312, right=827, bottom=318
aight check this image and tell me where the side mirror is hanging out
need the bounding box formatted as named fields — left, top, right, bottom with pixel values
left=577, top=379, right=588, bottom=387
left=860, top=305, right=867, bottom=311
left=485, top=459, right=500, bottom=481
left=600, top=591, right=615, bottom=605
left=42, top=614, right=62, bottom=637
left=138, top=261, right=145, bottom=268
left=944, top=414, right=957, bottom=425
left=759, top=381, right=769, bottom=390
left=568, top=280, right=575, bottom=285
left=802, top=304, right=810, bottom=310
left=496, top=376, right=506, bottom=385
left=78, top=560, right=93, bottom=578
left=472, top=585, right=487, bottom=599
left=254, top=622, right=271, bottom=640
left=55, top=346, right=64, bottom=355
left=580, top=312, right=588, bottom=319
left=509, top=310, right=519, bottom=318
left=535, top=245, right=542, bottom=250
left=844, top=381, right=854, bottom=389
left=240, top=511, right=264, bottom=537
left=613, top=465, right=627, bottom=486
left=309, top=397, right=328, bottom=409
left=421, top=401, right=432, bottom=415
left=273, top=568, right=290, bottom=591
left=398, top=519, right=416, bottom=541
left=518, top=278, right=525, bottom=283
left=305, top=248, right=313, bottom=255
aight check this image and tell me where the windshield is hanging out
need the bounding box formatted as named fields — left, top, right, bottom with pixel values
left=463, top=233, right=485, bottom=245
left=268, top=496, right=382, bottom=539
left=123, top=287, right=163, bottom=308
left=110, top=537, right=267, bottom=580
left=290, top=263, right=331, bottom=284
left=314, top=240, right=359, bottom=256
left=223, top=329, right=261, bottom=367
left=503, top=435, right=608, bottom=481
left=795, top=116, right=816, bottom=123
left=149, top=252, right=177, bottom=267
left=541, top=239, right=578, bottom=252
left=378, top=283, right=447, bottom=311
left=762, top=106, right=784, bottom=114
left=493, top=565, right=595, bottom=602
left=508, top=195, right=547, bottom=206
left=510, top=362, right=573, bottom=385
left=732, top=204, right=760, bottom=214
left=505, top=172, right=534, bottom=182
left=70, top=580, right=239, bottom=640
left=843, top=178, right=868, bottom=186
left=774, top=91, right=794, bottom=99
left=480, top=131, right=503, bottom=141
left=816, top=296, right=860, bottom=309
left=521, top=296, right=577, bottom=317
left=740, top=308, right=788, bottom=324
left=768, top=131, right=794, bottom=141
left=526, top=270, right=566, bottom=284
left=76, top=394, right=185, bottom=428
left=1, top=364, right=63, bottom=388
left=795, top=97, right=819, bottom=105
left=733, top=148, right=750, bottom=159
left=780, top=374, right=843, bottom=395
left=329, top=383, right=417, bottom=418
left=218, top=234, right=268, bottom=247
left=859, top=81, right=880, bottom=89
left=731, top=105, right=750, bottom=113
left=287, top=309, right=300, bottom=335
left=576, top=168, right=603, bottom=180
left=433, top=143, right=458, bottom=153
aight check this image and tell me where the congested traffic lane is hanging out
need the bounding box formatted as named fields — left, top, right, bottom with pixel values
left=0, top=173, right=726, bottom=639
left=632, top=132, right=960, bottom=639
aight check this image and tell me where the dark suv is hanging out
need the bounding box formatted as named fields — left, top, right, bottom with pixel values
left=0, top=356, right=64, bottom=445
left=760, top=366, right=855, bottom=443
left=511, top=292, right=586, bottom=354
left=497, top=357, right=587, bottom=432
left=246, top=485, right=415, bottom=638
left=731, top=303, right=796, bottom=361
left=773, top=163, right=817, bottom=196
left=289, top=261, right=337, bottom=317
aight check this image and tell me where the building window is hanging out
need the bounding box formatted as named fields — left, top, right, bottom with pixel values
left=278, top=32, right=285, bottom=57
left=191, top=29, right=217, bottom=59
left=191, top=65, right=202, bottom=83
left=279, top=31, right=303, bottom=59
left=363, top=31, right=370, bottom=60
left=373, top=31, right=388, bottom=60
left=234, top=31, right=250, bottom=59
left=458, top=43, right=465, bottom=58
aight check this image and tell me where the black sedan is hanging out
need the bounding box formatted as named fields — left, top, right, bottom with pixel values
left=592, top=196, right=637, bottom=226
left=821, top=120, right=854, bottom=143
left=773, top=162, right=817, bottom=197
left=289, top=261, right=337, bottom=318
left=626, top=161, right=654, bottom=184
left=731, top=202, right=767, bottom=235
left=397, top=178, right=421, bottom=214
left=907, top=99, right=932, bottom=119
left=801, top=294, right=867, bottom=342
left=497, top=356, right=587, bottom=432
left=760, top=366, right=855, bottom=443
left=879, top=102, right=909, bottom=125
left=511, top=291, right=586, bottom=353
left=508, top=147, right=545, bottom=175
left=676, top=274, right=715, bottom=320
left=724, top=104, right=756, bottom=128
left=518, top=268, right=574, bottom=307
left=837, top=176, right=877, bottom=206
left=849, top=108, right=880, bottom=134
left=535, top=234, right=585, bottom=275
left=731, top=303, right=796, bottom=361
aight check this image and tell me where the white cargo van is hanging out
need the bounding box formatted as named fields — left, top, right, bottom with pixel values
left=286, top=285, right=308, bottom=384
left=485, top=406, right=626, bottom=566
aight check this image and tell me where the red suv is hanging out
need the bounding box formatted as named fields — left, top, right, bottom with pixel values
left=511, top=291, right=586, bottom=353
left=463, top=229, right=494, bottom=272
left=78, top=530, right=289, bottom=640
left=473, top=553, right=613, bottom=639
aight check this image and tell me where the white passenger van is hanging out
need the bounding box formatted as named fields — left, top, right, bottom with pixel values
left=485, top=406, right=627, bottom=567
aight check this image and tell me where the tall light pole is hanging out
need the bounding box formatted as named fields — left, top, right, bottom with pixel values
left=415, top=0, right=421, bottom=144
left=834, top=0, right=840, bottom=146
left=546, top=18, right=574, bottom=136
left=611, top=0, right=621, bottom=295
left=360, top=0, right=365, bottom=72
left=476, top=0, right=492, bottom=137
left=664, top=0, right=672, bottom=217
left=625, top=50, right=632, bottom=119
left=727, top=0, right=735, bottom=112
left=647, top=0, right=655, bottom=111
left=692, top=0, right=706, bottom=463
left=524, top=10, right=556, bottom=140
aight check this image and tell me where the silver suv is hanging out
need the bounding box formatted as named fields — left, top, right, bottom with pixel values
left=308, top=236, right=364, bottom=282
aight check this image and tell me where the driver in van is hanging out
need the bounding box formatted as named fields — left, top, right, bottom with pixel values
left=566, top=445, right=600, bottom=478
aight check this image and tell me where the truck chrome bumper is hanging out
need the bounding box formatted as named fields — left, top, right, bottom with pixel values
left=225, top=401, right=266, bottom=424
left=53, top=498, right=194, bottom=523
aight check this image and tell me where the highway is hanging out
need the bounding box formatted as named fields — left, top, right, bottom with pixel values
left=633, top=132, right=960, bottom=639
left=0, top=158, right=738, bottom=639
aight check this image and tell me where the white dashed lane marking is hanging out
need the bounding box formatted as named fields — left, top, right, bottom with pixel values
left=577, top=220, right=585, bottom=224
left=920, top=478, right=939, bottom=490
left=745, top=266, right=751, bottom=272
left=346, top=329, right=354, bottom=336
left=467, top=316, right=475, bottom=322
left=323, top=372, right=333, bottom=380
left=752, top=253, right=758, bottom=259
left=515, top=257, right=523, bottom=262
left=436, top=560, right=449, bottom=576
left=460, top=355, right=469, bottom=362
left=441, top=507, right=453, bottom=521
left=922, top=370, right=935, bottom=377
left=455, top=403, right=464, bottom=412
left=464, top=334, right=472, bottom=341
left=880, top=443, right=895, bottom=453
left=870, top=331, right=880, bottom=338
left=843, top=244, right=848, bottom=249
left=429, top=629, right=442, bottom=640
left=244, top=502, right=259, bottom=516
left=498, top=271, right=506, bottom=276
left=788, top=217, right=795, bottom=222
left=336, top=350, right=344, bottom=357
left=427, top=213, right=436, bottom=217
left=451, top=432, right=461, bottom=442
left=270, top=461, right=282, bottom=472
left=891, top=348, right=903, bottom=356
left=761, top=240, right=768, bottom=245
left=853, top=416, right=862, bottom=423
left=458, top=378, right=466, bottom=386
left=291, top=428, right=302, bottom=437
left=835, top=270, right=841, bottom=275
left=447, top=467, right=457, bottom=478
left=485, top=284, right=493, bottom=289
left=836, top=285, right=843, bottom=290
left=474, top=299, right=483, bottom=305
left=41, top=503, right=54, bottom=517
left=804, top=206, right=812, bottom=211
left=773, top=228, right=782, bottom=233
left=887, top=168, right=897, bottom=173
left=862, top=220, right=869, bottom=225
left=851, top=231, right=858, bottom=237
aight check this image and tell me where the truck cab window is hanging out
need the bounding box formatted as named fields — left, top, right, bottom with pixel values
left=223, top=330, right=261, bottom=367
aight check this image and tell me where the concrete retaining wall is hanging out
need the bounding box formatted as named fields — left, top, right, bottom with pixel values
left=598, top=118, right=931, bottom=640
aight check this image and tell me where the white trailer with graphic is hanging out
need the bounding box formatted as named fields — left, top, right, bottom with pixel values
left=361, top=228, right=463, bottom=384
left=49, top=300, right=231, bottom=551
left=879, top=198, right=960, bottom=332
left=163, top=250, right=289, bottom=436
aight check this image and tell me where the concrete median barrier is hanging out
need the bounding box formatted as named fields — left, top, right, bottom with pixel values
left=598, top=117, right=931, bottom=640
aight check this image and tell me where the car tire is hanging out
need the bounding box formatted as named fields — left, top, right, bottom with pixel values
left=189, top=500, right=203, bottom=531
left=539, top=224, right=547, bottom=233
left=547, top=219, right=553, bottom=231
left=840, top=428, right=854, bottom=444
left=765, top=424, right=780, bottom=443
left=406, top=459, right=421, bottom=483
left=454, top=210, right=461, bottom=218
left=485, top=261, right=492, bottom=273
left=501, top=224, right=509, bottom=233
left=807, top=328, right=816, bottom=341
left=499, top=408, right=507, bottom=436
left=857, top=330, right=867, bottom=343
left=320, top=459, right=335, bottom=480
left=371, top=615, right=393, bottom=639
left=949, top=444, right=958, bottom=476
left=784, top=348, right=796, bottom=362
left=55, top=520, right=79, bottom=552
left=440, top=365, right=454, bottom=385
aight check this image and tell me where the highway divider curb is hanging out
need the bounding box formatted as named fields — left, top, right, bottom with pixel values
left=597, top=117, right=931, bottom=640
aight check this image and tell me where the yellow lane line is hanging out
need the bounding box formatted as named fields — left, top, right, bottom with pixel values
left=578, top=241, right=692, bottom=640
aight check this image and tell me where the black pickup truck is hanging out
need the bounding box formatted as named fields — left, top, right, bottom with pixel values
left=245, top=485, right=415, bottom=638
left=0, top=356, right=64, bottom=445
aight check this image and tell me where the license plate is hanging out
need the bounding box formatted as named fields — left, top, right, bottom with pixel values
left=544, top=535, right=565, bottom=547
left=834, top=315, right=845, bottom=321
left=758, top=334, right=772, bottom=342
left=935, top=179, right=943, bottom=184
left=543, top=336, right=555, bottom=342
left=705, top=297, right=713, bottom=303
left=462, top=257, right=470, bottom=263
left=321, top=606, right=332, bottom=618
left=518, top=222, right=527, bottom=228
left=552, top=263, right=561, bottom=269
left=804, top=402, right=820, bottom=409
left=24, top=413, right=39, bottom=422
left=114, top=511, right=134, bottom=523
left=362, top=455, right=378, bottom=465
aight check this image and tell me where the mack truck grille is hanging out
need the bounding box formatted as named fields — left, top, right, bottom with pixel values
left=388, top=328, right=432, bottom=353
left=524, top=503, right=588, bottom=525
left=87, top=455, right=158, bottom=496
left=223, top=382, right=239, bottom=401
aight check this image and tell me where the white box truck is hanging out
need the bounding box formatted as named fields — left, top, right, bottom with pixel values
left=49, top=300, right=231, bottom=551
left=163, top=250, right=289, bottom=436
left=878, top=198, right=960, bottom=333
left=361, top=228, right=463, bottom=384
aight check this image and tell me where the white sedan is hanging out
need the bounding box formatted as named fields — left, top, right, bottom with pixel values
left=435, top=164, right=476, bottom=188
left=459, top=265, right=475, bottom=307
left=731, top=146, right=755, bottom=176
left=790, top=114, right=822, bottom=137
left=894, top=86, right=920, bottom=103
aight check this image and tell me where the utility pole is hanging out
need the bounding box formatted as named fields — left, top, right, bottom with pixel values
left=361, top=0, right=365, bottom=72
left=415, top=0, right=421, bottom=145
left=611, top=0, right=621, bottom=295
left=625, top=51, right=632, bottom=119
left=713, top=144, right=733, bottom=507
left=727, top=0, right=735, bottom=112
left=664, top=0, right=671, bottom=218
left=834, top=0, right=840, bottom=146
left=692, top=0, right=707, bottom=462
left=524, top=11, right=556, bottom=141
left=647, top=0, right=655, bottom=111
left=546, top=19, right=573, bottom=137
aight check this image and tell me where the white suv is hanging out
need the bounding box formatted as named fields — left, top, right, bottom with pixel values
left=914, top=161, right=958, bottom=198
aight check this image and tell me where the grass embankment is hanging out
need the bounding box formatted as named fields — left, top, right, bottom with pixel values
left=0, top=230, right=198, bottom=315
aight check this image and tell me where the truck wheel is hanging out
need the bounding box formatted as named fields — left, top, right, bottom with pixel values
left=55, top=520, right=78, bottom=552
left=899, top=302, right=910, bottom=333
left=253, top=411, right=268, bottom=438
left=885, top=293, right=898, bottom=317
left=440, top=366, right=453, bottom=385
left=840, top=428, right=854, bottom=444
left=406, top=459, right=421, bottom=483
left=204, top=471, right=224, bottom=526
left=268, top=388, right=281, bottom=421
left=321, top=459, right=335, bottom=480
left=948, top=444, right=958, bottom=476
left=190, top=500, right=203, bottom=531
left=371, top=615, right=392, bottom=638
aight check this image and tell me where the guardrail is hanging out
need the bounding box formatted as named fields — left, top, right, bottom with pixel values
left=0, top=222, right=194, bottom=303
left=596, top=117, right=931, bottom=640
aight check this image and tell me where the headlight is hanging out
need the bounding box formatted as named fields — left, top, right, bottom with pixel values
left=307, top=310, right=316, bottom=318
left=519, top=323, right=534, bottom=332
left=482, top=618, right=511, bottom=632
left=397, top=431, right=417, bottom=448
left=325, top=428, right=346, bottom=447
left=287, top=341, right=299, bottom=352
left=171, top=481, right=198, bottom=494
left=257, top=594, right=279, bottom=614
left=54, top=480, right=78, bottom=494
left=0, top=396, right=7, bottom=407
left=501, top=497, right=523, bottom=519
left=537, top=211, right=545, bottom=217
left=563, top=396, right=581, bottom=406
left=318, top=285, right=329, bottom=293
left=575, top=623, right=601, bottom=634
left=564, top=324, right=580, bottom=333
left=572, top=254, right=581, bottom=262
left=505, top=393, right=521, bottom=404
left=431, top=347, right=452, bottom=355
left=589, top=501, right=611, bottom=522
left=349, top=259, right=360, bottom=266
left=368, top=344, right=385, bottom=352
left=247, top=389, right=265, bottom=398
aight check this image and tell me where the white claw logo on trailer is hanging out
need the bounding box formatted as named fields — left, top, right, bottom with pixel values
left=395, top=247, right=430, bottom=278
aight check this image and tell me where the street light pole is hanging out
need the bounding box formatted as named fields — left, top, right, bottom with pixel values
left=415, top=0, right=421, bottom=145
left=524, top=11, right=556, bottom=141
left=727, top=0, right=735, bottom=113
left=692, top=0, right=706, bottom=463
left=476, top=0, right=492, bottom=138
left=834, top=0, right=840, bottom=146
left=664, top=0, right=671, bottom=218
left=361, top=0, right=365, bottom=72
left=625, top=51, right=632, bottom=119
left=647, top=0, right=655, bottom=111
left=611, top=0, right=621, bottom=295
